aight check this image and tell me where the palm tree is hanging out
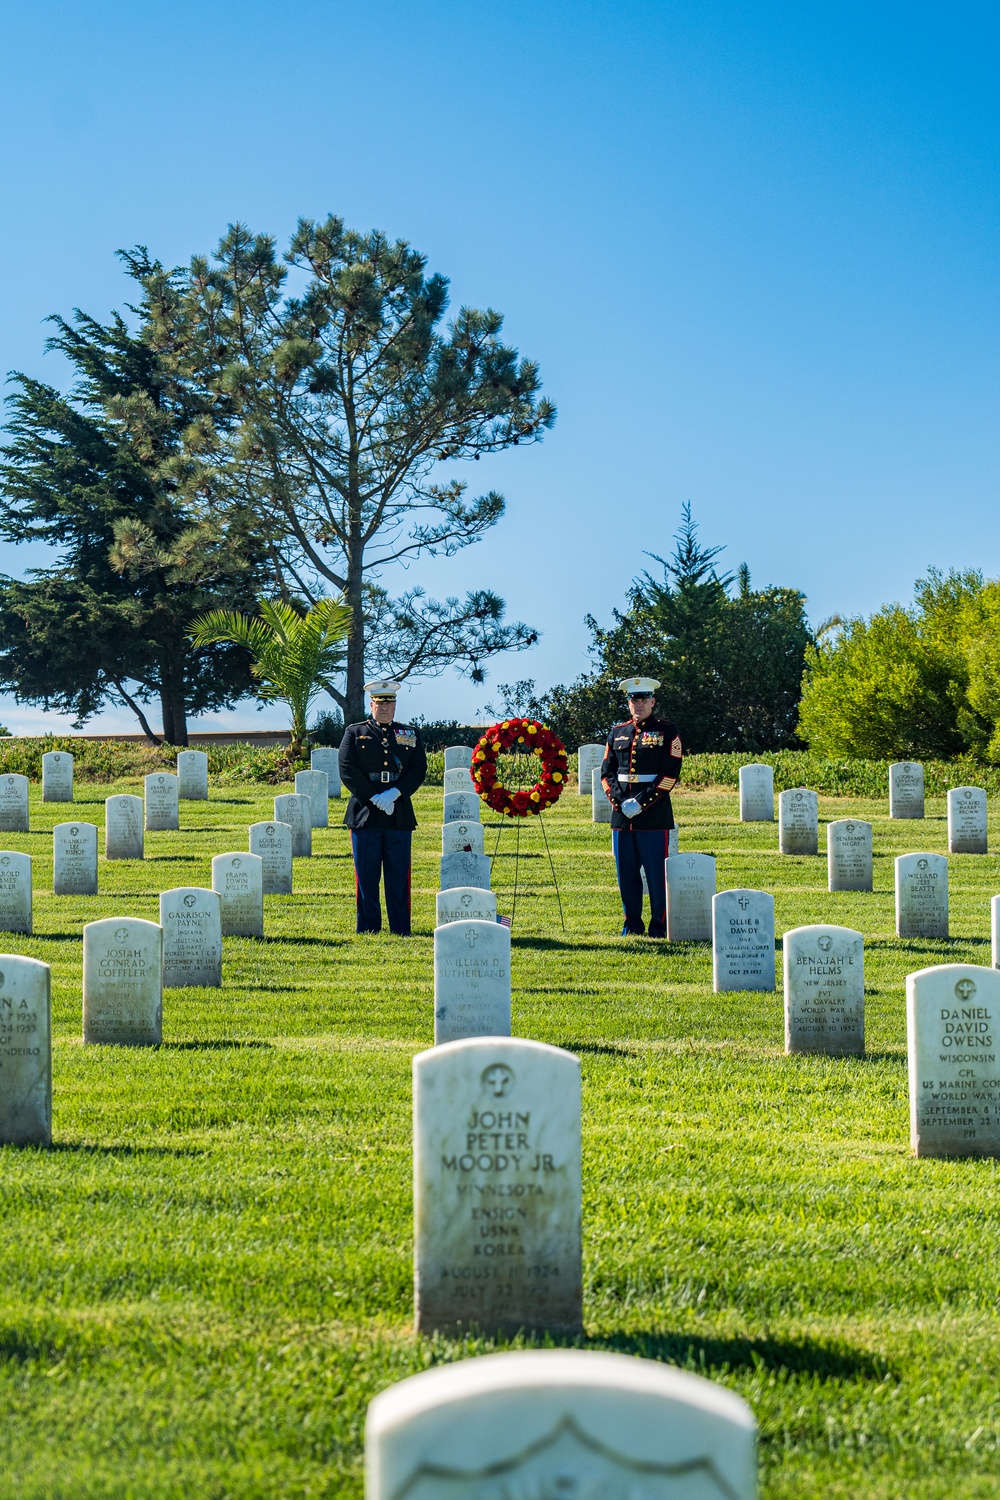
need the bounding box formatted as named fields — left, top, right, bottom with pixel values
left=189, top=597, right=352, bottom=758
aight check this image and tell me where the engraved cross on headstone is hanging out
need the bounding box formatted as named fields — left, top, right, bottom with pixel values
left=466, top=928, right=480, bottom=949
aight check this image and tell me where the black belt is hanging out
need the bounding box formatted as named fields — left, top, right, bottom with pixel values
left=377, top=771, right=399, bottom=784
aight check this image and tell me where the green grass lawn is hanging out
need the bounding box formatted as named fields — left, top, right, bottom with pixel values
left=3, top=780, right=1000, bottom=1497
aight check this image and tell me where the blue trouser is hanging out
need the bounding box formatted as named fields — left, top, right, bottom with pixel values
left=351, top=829, right=412, bottom=934
left=613, top=828, right=670, bottom=937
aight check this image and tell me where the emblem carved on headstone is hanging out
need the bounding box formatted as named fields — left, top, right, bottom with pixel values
left=481, top=1062, right=514, bottom=1097
left=955, top=978, right=977, bottom=1001
left=817, top=935, right=832, bottom=952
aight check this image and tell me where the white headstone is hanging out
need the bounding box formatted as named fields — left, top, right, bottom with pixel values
left=249, top=821, right=293, bottom=895
left=443, top=791, right=481, bottom=825
left=0, top=955, right=52, bottom=1146
left=783, top=923, right=864, bottom=1056
left=82, top=916, right=162, bottom=1046
left=273, top=794, right=312, bottom=857
left=739, top=764, right=774, bottom=822
left=160, top=887, right=222, bottom=988
left=105, top=794, right=144, bottom=860
left=444, top=767, right=476, bottom=795
left=413, top=1037, right=583, bottom=1335
left=576, top=743, right=604, bottom=796
left=442, top=820, right=486, bottom=856
left=890, top=761, right=925, bottom=819
left=669, top=825, right=679, bottom=856
left=211, top=853, right=264, bottom=938
left=434, top=920, right=511, bottom=1044
left=993, top=895, right=1000, bottom=971
left=947, top=786, right=987, bottom=854
left=436, top=887, right=498, bottom=927
left=176, top=749, right=209, bottom=800
left=592, top=767, right=612, bottom=823
left=896, top=853, right=948, bottom=939
left=295, top=769, right=329, bottom=828
left=444, top=745, right=473, bottom=771
left=712, top=889, right=776, bottom=992
left=41, top=751, right=73, bottom=803
left=778, top=787, right=818, bottom=855
left=441, top=851, right=491, bottom=892
left=310, top=746, right=342, bottom=797
left=827, top=819, right=873, bottom=892
left=908, top=963, right=1000, bottom=1157
left=0, top=774, right=29, bottom=834
left=365, top=1350, right=757, bottom=1500
left=144, top=773, right=179, bottom=831
left=0, top=853, right=31, bottom=935
left=666, top=852, right=716, bottom=942
left=53, top=822, right=98, bottom=896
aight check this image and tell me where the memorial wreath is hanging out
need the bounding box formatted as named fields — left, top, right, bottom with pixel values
left=471, top=718, right=569, bottom=817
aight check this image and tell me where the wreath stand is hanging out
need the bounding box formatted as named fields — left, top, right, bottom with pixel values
left=471, top=717, right=570, bottom=934
left=486, top=812, right=566, bottom=932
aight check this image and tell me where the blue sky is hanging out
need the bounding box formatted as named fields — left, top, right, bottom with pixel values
left=1, top=1, right=998, bottom=732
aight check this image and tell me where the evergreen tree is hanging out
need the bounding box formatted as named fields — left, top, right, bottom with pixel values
left=0, top=261, right=268, bottom=742
left=145, top=218, right=553, bottom=721
left=539, top=506, right=812, bottom=751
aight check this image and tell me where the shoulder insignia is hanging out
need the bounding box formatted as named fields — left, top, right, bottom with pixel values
left=670, top=736, right=683, bottom=756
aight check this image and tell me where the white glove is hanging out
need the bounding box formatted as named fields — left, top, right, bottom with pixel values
left=371, top=788, right=400, bottom=814
left=621, top=797, right=642, bottom=818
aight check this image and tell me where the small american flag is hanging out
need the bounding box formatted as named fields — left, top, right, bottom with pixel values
left=498, top=915, right=512, bottom=928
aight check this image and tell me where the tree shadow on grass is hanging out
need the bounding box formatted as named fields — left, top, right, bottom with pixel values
left=145, top=854, right=201, bottom=862
left=867, top=936, right=990, bottom=953
left=158, top=1039, right=274, bottom=1050
left=256, top=934, right=351, bottom=949
left=557, top=1041, right=638, bottom=1058
left=591, top=1329, right=894, bottom=1383
left=42, top=1142, right=206, bottom=1157
left=511, top=938, right=620, bottom=954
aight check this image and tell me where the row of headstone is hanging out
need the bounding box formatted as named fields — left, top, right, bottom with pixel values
left=294, top=770, right=329, bottom=827
left=436, top=887, right=497, bottom=925
left=39, top=751, right=210, bottom=808
left=591, top=766, right=611, bottom=822
left=441, top=850, right=491, bottom=893
left=444, top=745, right=473, bottom=771
left=577, top=742, right=604, bottom=795
left=413, top=1036, right=582, bottom=1335
left=444, top=789, right=480, bottom=825
left=161, top=888, right=222, bottom=987
left=250, top=821, right=292, bottom=894
left=274, top=794, right=312, bottom=856
left=896, top=853, right=948, bottom=938
left=310, top=746, right=342, bottom=798
left=365, top=1346, right=756, bottom=1499
left=433, top=920, right=510, bottom=1043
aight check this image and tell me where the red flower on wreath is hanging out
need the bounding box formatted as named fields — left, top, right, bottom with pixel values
left=471, top=718, right=569, bottom=818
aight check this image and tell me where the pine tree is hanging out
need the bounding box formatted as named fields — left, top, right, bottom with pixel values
left=0, top=259, right=268, bottom=742
left=147, top=219, right=553, bottom=721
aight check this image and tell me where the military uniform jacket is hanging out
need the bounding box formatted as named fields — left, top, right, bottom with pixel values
left=338, top=719, right=428, bottom=831
left=600, top=714, right=683, bottom=830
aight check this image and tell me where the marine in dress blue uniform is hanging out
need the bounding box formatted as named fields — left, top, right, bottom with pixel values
left=600, top=676, right=683, bottom=937
left=338, top=681, right=427, bottom=934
